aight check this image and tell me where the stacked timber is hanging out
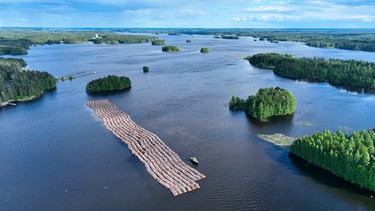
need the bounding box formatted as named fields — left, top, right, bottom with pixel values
left=87, top=99, right=206, bottom=196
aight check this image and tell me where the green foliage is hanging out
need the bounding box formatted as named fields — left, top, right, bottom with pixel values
left=143, top=66, right=149, bottom=72
left=162, top=46, right=180, bottom=52
left=200, top=48, right=209, bottom=53
left=0, top=46, right=28, bottom=55
left=0, top=57, right=56, bottom=103
left=186, top=39, right=192, bottom=43
left=245, top=53, right=292, bottom=69
left=229, top=87, right=296, bottom=120
left=229, top=96, right=246, bottom=111
left=86, top=75, right=131, bottom=93
left=151, top=40, right=166, bottom=45
left=247, top=53, right=375, bottom=92
left=0, top=30, right=159, bottom=55
left=290, top=129, right=375, bottom=192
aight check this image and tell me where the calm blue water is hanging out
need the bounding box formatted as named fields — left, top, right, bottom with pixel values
left=1, top=34, right=375, bottom=210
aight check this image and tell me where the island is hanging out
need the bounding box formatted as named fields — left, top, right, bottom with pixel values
left=221, top=35, right=239, bottom=39
left=162, top=46, right=180, bottom=52
left=0, top=57, right=56, bottom=106
left=57, top=75, right=75, bottom=82
left=151, top=40, right=166, bottom=45
left=257, top=133, right=296, bottom=146
left=290, top=129, right=375, bottom=192
left=186, top=39, right=192, bottom=43
left=229, top=87, right=296, bottom=120
left=143, top=66, right=149, bottom=72
left=85, top=75, right=131, bottom=93
left=246, top=53, right=375, bottom=93
left=200, top=48, right=209, bottom=53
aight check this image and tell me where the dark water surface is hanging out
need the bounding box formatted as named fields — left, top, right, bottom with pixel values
left=1, top=34, right=375, bottom=210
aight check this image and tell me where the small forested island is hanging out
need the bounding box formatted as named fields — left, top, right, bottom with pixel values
left=0, top=57, right=56, bottom=106
left=0, top=29, right=159, bottom=55
left=151, top=40, right=166, bottom=45
left=290, top=129, right=375, bottom=192
left=186, top=39, right=192, bottom=43
left=200, top=48, right=209, bottom=53
left=221, top=35, right=239, bottom=39
left=229, top=87, right=296, bottom=120
left=86, top=75, right=131, bottom=93
left=143, top=66, right=149, bottom=72
left=246, top=53, right=375, bottom=93
left=162, top=46, right=180, bottom=52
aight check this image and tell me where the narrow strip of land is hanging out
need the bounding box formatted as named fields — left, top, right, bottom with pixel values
left=87, top=99, right=206, bottom=196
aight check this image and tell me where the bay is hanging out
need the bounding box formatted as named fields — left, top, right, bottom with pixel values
left=1, top=34, right=375, bottom=210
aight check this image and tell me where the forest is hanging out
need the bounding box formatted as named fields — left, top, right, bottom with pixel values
left=246, top=53, right=375, bottom=92
left=247, top=30, right=375, bottom=52
left=86, top=75, right=131, bottom=93
left=290, top=129, right=375, bottom=192
left=0, top=57, right=56, bottom=104
left=229, top=87, right=296, bottom=120
left=0, top=29, right=159, bottom=55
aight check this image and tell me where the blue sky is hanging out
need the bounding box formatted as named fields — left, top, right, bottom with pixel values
left=1, top=0, right=374, bottom=28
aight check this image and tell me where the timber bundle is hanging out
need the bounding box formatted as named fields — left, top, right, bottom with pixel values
left=87, top=99, right=206, bottom=196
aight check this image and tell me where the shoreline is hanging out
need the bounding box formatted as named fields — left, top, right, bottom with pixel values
left=0, top=93, right=42, bottom=107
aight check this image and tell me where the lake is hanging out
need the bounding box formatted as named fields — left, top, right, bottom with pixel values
left=1, top=33, right=375, bottom=210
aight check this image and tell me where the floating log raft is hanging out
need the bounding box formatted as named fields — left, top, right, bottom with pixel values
left=87, top=99, right=206, bottom=196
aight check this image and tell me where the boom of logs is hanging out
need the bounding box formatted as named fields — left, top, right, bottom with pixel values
left=87, top=99, right=206, bottom=196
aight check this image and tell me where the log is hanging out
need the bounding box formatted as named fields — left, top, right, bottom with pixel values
left=87, top=99, right=206, bottom=196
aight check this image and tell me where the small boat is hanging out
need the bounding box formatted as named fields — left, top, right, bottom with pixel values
left=190, top=156, right=199, bottom=164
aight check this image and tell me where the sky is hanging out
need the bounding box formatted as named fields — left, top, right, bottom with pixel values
left=1, top=0, right=375, bottom=28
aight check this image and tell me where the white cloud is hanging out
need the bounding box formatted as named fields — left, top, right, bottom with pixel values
left=245, top=6, right=292, bottom=13
left=0, top=0, right=375, bottom=27
left=233, top=13, right=293, bottom=22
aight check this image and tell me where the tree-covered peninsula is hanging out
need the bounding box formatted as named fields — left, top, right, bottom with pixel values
left=0, top=57, right=56, bottom=105
left=290, top=129, right=375, bottom=192
left=229, top=87, right=296, bottom=120
left=246, top=53, right=375, bottom=93
left=0, top=29, right=159, bottom=55
left=86, top=75, right=131, bottom=93
left=162, top=46, right=180, bottom=52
